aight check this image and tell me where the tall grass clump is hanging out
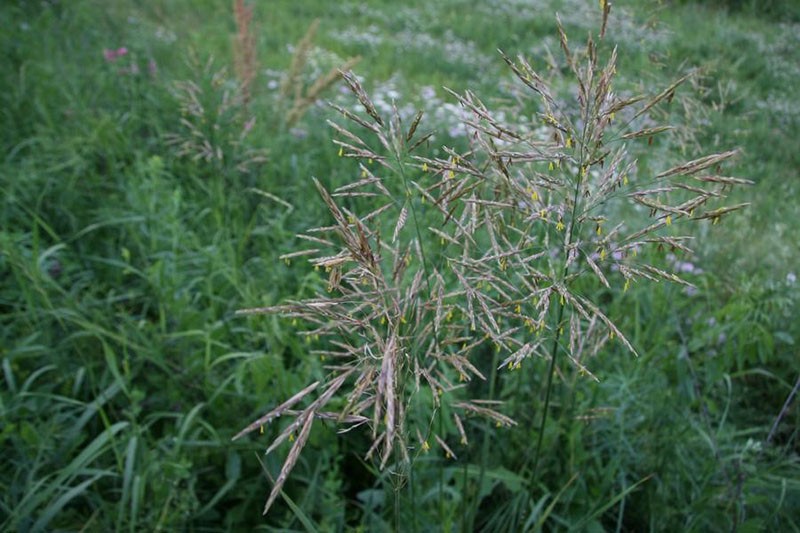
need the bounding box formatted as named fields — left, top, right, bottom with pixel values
left=166, top=2, right=359, bottom=188
left=236, top=5, right=752, bottom=521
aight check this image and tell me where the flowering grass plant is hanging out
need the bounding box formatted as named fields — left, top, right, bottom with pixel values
left=236, top=10, right=750, bottom=515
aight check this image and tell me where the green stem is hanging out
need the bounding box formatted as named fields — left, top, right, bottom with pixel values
left=394, top=152, right=434, bottom=300
left=467, top=347, right=500, bottom=530
left=391, top=440, right=402, bottom=533
left=438, top=407, right=445, bottom=530
left=460, top=459, right=469, bottom=533
left=393, top=149, right=446, bottom=533
left=394, top=474, right=400, bottom=533
left=526, top=114, right=590, bottom=486
left=529, top=297, right=565, bottom=483
left=409, top=437, right=418, bottom=533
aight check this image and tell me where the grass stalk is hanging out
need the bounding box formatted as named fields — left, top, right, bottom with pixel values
left=467, top=347, right=501, bottom=531
left=437, top=406, right=445, bottom=530
left=527, top=118, right=590, bottom=484
left=767, top=373, right=800, bottom=445
left=528, top=297, right=566, bottom=484
left=394, top=452, right=401, bottom=533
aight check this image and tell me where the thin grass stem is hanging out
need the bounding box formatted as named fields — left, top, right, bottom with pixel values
left=468, top=347, right=500, bottom=530
left=529, top=298, right=566, bottom=484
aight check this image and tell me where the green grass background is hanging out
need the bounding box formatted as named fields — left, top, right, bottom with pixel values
left=1, top=0, right=798, bottom=530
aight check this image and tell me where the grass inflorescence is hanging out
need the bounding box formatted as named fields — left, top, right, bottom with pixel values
left=236, top=4, right=763, bottom=525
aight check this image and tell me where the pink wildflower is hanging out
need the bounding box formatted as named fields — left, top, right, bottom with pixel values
left=103, top=47, right=129, bottom=62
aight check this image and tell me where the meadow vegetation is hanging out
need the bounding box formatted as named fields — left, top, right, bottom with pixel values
left=1, top=0, right=798, bottom=531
